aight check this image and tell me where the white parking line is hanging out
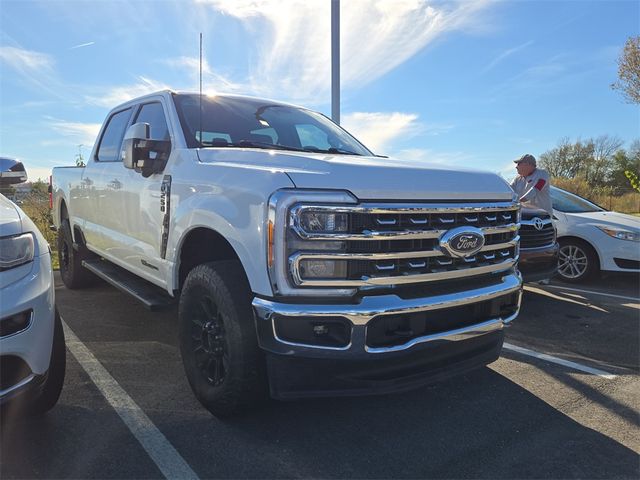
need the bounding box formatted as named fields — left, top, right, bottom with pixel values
left=535, top=284, right=639, bottom=303
left=503, top=342, right=618, bottom=379
left=62, top=319, right=199, bottom=480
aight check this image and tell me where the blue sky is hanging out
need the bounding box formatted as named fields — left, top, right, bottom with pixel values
left=1, top=0, right=638, bottom=182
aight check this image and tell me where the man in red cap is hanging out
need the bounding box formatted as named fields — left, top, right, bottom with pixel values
left=510, top=154, right=552, bottom=215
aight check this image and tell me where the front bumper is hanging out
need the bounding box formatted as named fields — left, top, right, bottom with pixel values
left=0, top=252, right=55, bottom=401
left=519, top=243, right=559, bottom=283
left=253, top=271, right=522, bottom=398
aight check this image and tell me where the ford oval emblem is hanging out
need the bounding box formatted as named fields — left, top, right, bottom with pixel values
left=439, top=226, right=485, bottom=258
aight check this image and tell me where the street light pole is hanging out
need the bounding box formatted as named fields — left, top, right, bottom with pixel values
left=331, top=0, right=340, bottom=124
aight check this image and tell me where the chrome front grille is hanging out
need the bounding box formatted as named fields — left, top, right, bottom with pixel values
left=519, top=219, right=555, bottom=249
left=289, top=202, right=520, bottom=288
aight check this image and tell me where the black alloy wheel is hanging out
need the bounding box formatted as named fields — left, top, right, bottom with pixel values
left=191, top=293, right=229, bottom=387
left=179, top=260, right=267, bottom=417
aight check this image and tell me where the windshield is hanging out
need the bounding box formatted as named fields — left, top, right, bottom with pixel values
left=173, top=94, right=373, bottom=156
left=550, top=187, right=605, bottom=213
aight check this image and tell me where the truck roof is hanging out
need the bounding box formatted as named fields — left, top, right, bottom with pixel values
left=110, top=90, right=306, bottom=113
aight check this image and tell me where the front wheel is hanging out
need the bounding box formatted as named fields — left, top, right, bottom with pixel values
left=557, top=239, right=599, bottom=283
left=178, top=260, right=267, bottom=417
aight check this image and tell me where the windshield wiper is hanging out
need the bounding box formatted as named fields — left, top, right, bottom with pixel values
left=302, top=146, right=362, bottom=156
left=201, top=140, right=308, bottom=153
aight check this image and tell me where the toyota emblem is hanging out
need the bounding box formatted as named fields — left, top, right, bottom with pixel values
left=533, top=217, right=545, bottom=231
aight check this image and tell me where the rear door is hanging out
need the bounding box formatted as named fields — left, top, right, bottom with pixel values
left=82, top=107, right=133, bottom=250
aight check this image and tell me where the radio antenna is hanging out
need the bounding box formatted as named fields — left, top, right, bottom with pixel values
left=199, top=32, right=203, bottom=147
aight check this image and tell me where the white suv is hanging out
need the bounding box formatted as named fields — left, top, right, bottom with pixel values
left=0, top=157, right=65, bottom=415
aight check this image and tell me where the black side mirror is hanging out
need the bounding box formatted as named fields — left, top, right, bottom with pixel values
left=122, top=123, right=171, bottom=177
left=0, top=157, right=28, bottom=186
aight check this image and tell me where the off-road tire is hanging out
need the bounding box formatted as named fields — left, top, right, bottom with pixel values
left=57, top=220, right=98, bottom=289
left=30, top=309, right=66, bottom=415
left=179, top=260, right=267, bottom=417
left=557, top=238, right=599, bottom=283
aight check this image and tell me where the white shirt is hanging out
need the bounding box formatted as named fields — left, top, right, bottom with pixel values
left=510, top=168, right=553, bottom=215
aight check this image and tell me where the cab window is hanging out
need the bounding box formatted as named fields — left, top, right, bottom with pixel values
left=97, top=108, right=132, bottom=162
left=134, top=102, right=170, bottom=141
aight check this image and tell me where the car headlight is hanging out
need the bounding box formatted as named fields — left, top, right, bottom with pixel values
left=597, top=227, right=640, bottom=242
left=267, top=190, right=357, bottom=297
left=0, top=233, right=35, bottom=270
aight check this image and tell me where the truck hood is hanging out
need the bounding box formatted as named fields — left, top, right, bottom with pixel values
left=196, top=149, right=514, bottom=201
left=0, top=194, right=23, bottom=237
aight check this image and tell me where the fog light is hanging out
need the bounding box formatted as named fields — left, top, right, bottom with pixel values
left=313, top=324, right=329, bottom=336
left=299, top=259, right=347, bottom=279
left=0, top=310, right=32, bottom=337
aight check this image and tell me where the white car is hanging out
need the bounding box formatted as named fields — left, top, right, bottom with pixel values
left=551, top=186, right=640, bottom=282
left=0, top=157, right=65, bottom=415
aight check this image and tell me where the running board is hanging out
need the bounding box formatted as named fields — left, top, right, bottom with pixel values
left=82, top=259, right=175, bottom=311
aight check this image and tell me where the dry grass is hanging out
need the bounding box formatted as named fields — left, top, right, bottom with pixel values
left=552, top=177, right=640, bottom=214
left=19, top=195, right=59, bottom=270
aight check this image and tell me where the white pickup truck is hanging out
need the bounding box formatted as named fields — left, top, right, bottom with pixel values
left=52, top=90, right=522, bottom=416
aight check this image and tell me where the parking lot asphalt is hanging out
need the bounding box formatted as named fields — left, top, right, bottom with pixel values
left=1, top=273, right=638, bottom=479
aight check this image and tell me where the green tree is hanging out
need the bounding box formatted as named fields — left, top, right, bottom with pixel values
left=539, top=135, right=623, bottom=187
left=611, top=36, right=640, bottom=104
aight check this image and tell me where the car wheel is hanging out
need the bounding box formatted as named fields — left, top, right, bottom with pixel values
left=557, top=239, right=599, bottom=283
left=30, top=309, right=66, bottom=415
left=57, top=220, right=97, bottom=289
left=178, top=260, right=267, bottom=417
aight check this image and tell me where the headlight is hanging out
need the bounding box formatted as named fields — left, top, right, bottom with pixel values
left=268, top=190, right=357, bottom=297
left=298, top=211, right=349, bottom=234
left=597, top=227, right=640, bottom=242
left=0, top=233, right=35, bottom=270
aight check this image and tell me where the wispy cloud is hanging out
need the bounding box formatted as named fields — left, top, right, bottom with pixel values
left=0, top=45, right=65, bottom=99
left=0, top=46, right=54, bottom=71
left=342, top=111, right=455, bottom=154
left=395, top=148, right=475, bottom=167
left=196, top=0, right=494, bottom=102
left=161, top=56, right=245, bottom=92
left=84, top=76, right=172, bottom=107
left=46, top=117, right=102, bottom=146
left=490, top=53, right=569, bottom=96
left=481, top=40, right=534, bottom=74
left=70, top=41, right=95, bottom=49
left=342, top=111, right=421, bottom=153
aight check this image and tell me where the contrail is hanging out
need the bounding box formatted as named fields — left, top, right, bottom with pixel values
left=70, top=41, right=95, bottom=49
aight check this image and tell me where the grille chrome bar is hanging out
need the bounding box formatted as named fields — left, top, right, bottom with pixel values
left=291, top=257, right=518, bottom=287
left=293, top=223, right=519, bottom=241
left=290, top=236, right=519, bottom=263
left=294, top=202, right=519, bottom=215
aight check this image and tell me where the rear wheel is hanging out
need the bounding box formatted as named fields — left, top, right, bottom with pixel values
left=557, top=239, right=599, bottom=283
left=179, top=260, right=267, bottom=417
left=57, top=220, right=97, bottom=289
left=30, top=309, right=66, bottom=415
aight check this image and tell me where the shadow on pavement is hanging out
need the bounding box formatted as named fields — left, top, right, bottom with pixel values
left=508, top=289, right=639, bottom=371
left=155, top=367, right=639, bottom=479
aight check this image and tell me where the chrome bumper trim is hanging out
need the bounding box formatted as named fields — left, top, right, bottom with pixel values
left=253, top=272, right=522, bottom=327
left=364, top=318, right=504, bottom=353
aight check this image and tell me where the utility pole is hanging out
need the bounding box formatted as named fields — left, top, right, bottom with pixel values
left=331, top=0, right=340, bottom=124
